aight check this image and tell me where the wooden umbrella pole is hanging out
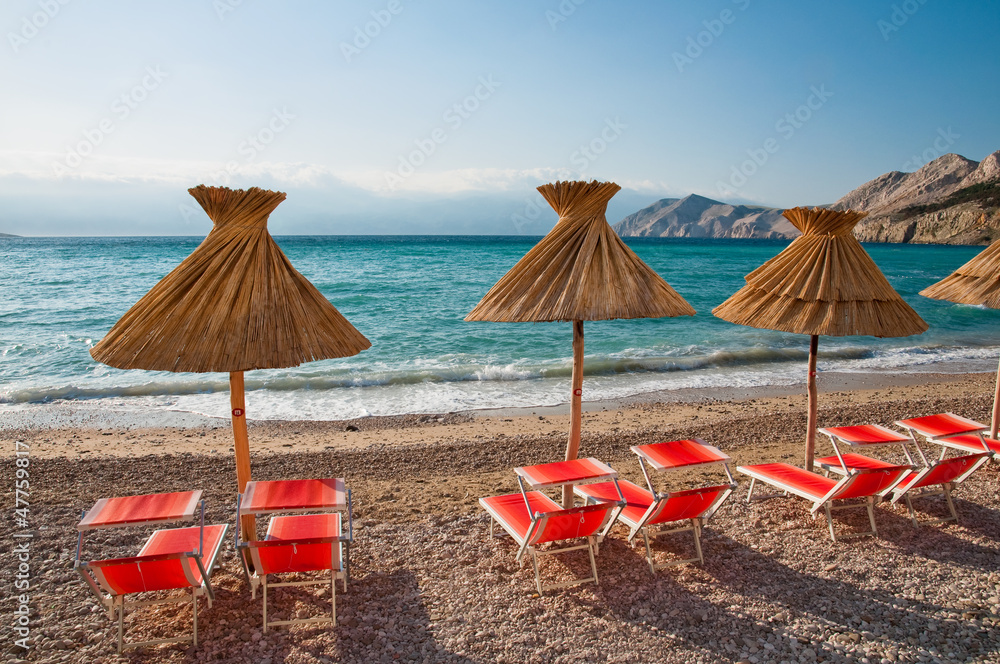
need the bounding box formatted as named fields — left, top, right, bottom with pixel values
left=992, top=356, right=1000, bottom=439
left=563, top=320, right=585, bottom=507
left=805, top=335, right=819, bottom=472
left=230, top=371, right=256, bottom=541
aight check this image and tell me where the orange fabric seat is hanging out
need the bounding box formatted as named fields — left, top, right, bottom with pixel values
left=246, top=513, right=342, bottom=576
left=815, top=452, right=899, bottom=472
left=240, top=478, right=346, bottom=514
left=90, top=524, right=227, bottom=596
left=739, top=462, right=911, bottom=541
left=820, top=425, right=910, bottom=445
left=896, top=413, right=986, bottom=439
left=937, top=433, right=1000, bottom=455
left=78, top=491, right=202, bottom=530
left=514, top=457, right=617, bottom=488
left=479, top=490, right=616, bottom=593
left=630, top=439, right=730, bottom=470
left=574, top=479, right=733, bottom=571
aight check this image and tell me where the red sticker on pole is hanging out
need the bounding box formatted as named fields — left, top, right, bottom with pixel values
left=232, top=408, right=245, bottom=417
left=573, top=388, right=582, bottom=396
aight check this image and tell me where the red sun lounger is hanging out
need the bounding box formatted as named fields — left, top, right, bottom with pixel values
left=885, top=452, right=990, bottom=526
left=479, top=491, right=617, bottom=594
left=237, top=477, right=352, bottom=631
left=74, top=491, right=228, bottom=652
left=818, top=422, right=991, bottom=527
left=241, top=513, right=345, bottom=631
left=574, top=439, right=736, bottom=572
left=738, top=462, right=911, bottom=542
left=574, top=480, right=732, bottom=572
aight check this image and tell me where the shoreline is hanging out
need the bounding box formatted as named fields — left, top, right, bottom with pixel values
left=5, top=370, right=996, bottom=460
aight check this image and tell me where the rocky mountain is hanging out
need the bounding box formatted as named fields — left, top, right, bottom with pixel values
left=613, top=194, right=796, bottom=239
left=614, top=150, right=1000, bottom=244
left=834, top=151, right=1000, bottom=244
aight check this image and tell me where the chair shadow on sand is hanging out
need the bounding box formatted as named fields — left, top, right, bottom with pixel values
left=265, top=567, right=477, bottom=664
left=567, top=501, right=1000, bottom=663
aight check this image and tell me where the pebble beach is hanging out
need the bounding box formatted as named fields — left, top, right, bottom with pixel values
left=2, top=372, right=1000, bottom=664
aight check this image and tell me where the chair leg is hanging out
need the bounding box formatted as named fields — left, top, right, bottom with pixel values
left=192, top=590, right=198, bottom=647
left=587, top=536, right=599, bottom=586
left=824, top=503, right=837, bottom=542
left=746, top=478, right=757, bottom=502
left=331, top=569, right=337, bottom=624
left=904, top=494, right=919, bottom=528
left=691, top=519, right=704, bottom=565
left=943, top=483, right=958, bottom=523
left=117, top=597, right=124, bottom=654
left=262, top=576, right=269, bottom=632
left=867, top=496, right=878, bottom=538
left=531, top=549, right=542, bottom=595
left=642, top=528, right=655, bottom=575
left=343, top=542, right=350, bottom=591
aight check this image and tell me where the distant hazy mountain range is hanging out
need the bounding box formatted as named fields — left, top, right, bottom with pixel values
left=614, top=194, right=795, bottom=239
left=615, top=150, right=1000, bottom=244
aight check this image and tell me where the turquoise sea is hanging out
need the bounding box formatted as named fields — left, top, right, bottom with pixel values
left=1, top=236, right=998, bottom=424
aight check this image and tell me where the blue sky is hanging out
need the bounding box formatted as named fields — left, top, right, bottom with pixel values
left=1, top=0, right=998, bottom=235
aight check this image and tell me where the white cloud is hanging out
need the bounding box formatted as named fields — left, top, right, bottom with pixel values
left=0, top=151, right=672, bottom=199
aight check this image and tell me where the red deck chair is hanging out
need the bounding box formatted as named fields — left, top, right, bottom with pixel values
left=574, top=480, right=732, bottom=572
left=240, top=513, right=344, bottom=631
left=74, top=492, right=228, bottom=652
left=818, top=420, right=991, bottom=527
left=479, top=492, right=616, bottom=594
left=886, top=454, right=990, bottom=526
left=738, top=462, right=911, bottom=541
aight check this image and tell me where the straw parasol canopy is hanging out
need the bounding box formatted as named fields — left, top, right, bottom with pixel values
left=91, top=185, right=370, bottom=536
left=713, top=206, right=928, bottom=470
left=921, top=239, right=1000, bottom=436
left=467, top=180, right=695, bottom=504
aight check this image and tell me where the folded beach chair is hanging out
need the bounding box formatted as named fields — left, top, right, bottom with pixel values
left=239, top=513, right=344, bottom=631
left=739, top=462, right=911, bottom=541
left=885, top=453, right=990, bottom=526
left=74, top=491, right=228, bottom=652
left=480, top=457, right=622, bottom=593
left=574, top=439, right=735, bottom=572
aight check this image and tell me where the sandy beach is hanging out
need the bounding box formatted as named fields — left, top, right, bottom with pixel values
left=3, top=371, right=1000, bottom=663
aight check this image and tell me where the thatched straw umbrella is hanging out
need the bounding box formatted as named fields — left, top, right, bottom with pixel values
left=91, top=185, right=371, bottom=537
left=921, top=240, right=1000, bottom=437
left=713, top=207, right=928, bottom=471
left=466, top=180, right=695, bottom=505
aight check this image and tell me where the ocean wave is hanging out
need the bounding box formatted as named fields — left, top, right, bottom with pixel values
left=1, top=343, right=983, bottom=405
